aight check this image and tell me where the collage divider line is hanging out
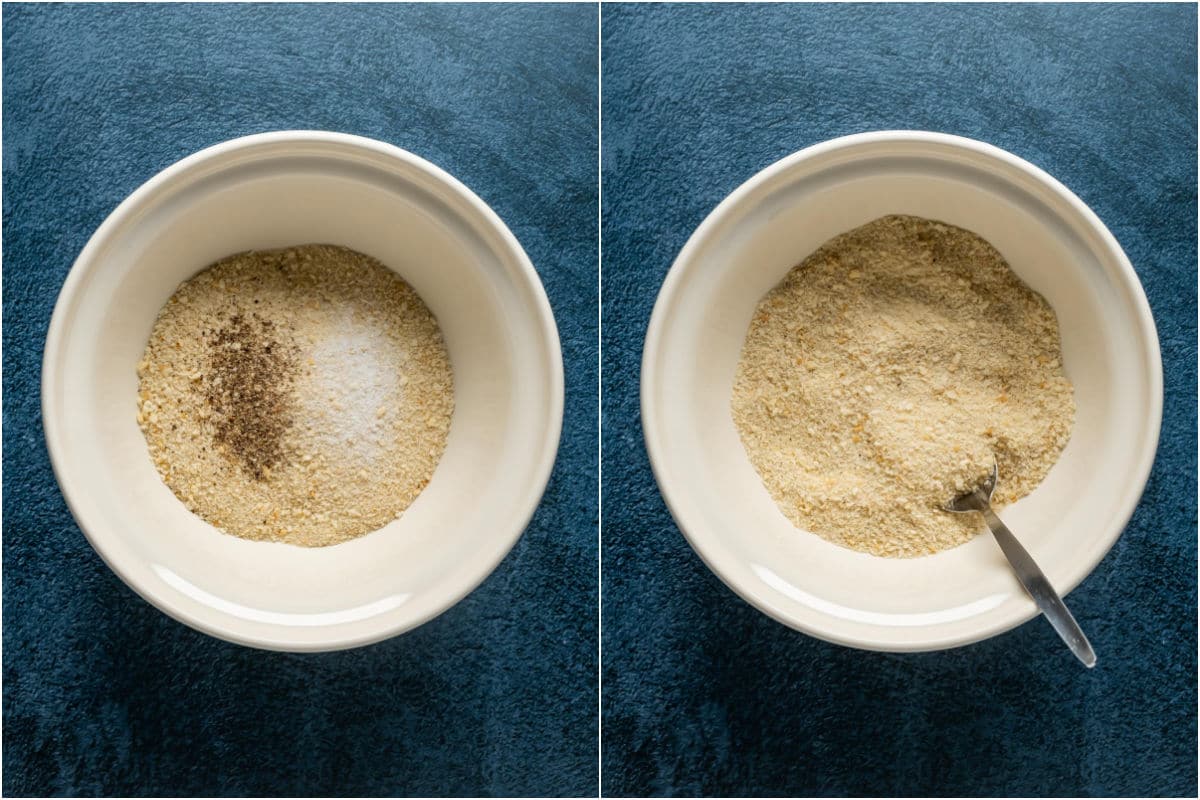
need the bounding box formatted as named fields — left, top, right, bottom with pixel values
left=595, top=2, right=604, bottom=796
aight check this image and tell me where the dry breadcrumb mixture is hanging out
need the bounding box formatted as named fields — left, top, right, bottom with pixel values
left=137, top=244, right=454, bottom=547
left=731, top=215, right=1075, bottom=558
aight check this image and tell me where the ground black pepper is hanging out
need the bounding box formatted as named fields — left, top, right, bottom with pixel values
left=204, top=312, right=296, bottom=480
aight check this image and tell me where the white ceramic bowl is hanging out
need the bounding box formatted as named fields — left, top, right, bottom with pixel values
left=642, top=131, right=1162, bottom=652
left=43, top=131, right=563, bottom=651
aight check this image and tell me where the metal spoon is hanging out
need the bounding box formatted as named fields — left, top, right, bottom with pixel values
left=945, top=461, right=1096, bottom=668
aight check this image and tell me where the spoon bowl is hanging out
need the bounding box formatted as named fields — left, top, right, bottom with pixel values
left=945, top=461, right=999, bottom=514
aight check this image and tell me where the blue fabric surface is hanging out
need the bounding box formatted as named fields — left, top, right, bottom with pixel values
left=601, top=4, right=1196, bottom=797
left=3, top=4, right=597, bottom=796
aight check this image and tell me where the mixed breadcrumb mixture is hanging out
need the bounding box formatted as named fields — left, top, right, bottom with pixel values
left=137, top=244, right=454, bottom=547
left=731, top=215, right=1075, bottom=558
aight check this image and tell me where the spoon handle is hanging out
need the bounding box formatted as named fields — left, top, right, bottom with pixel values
left=982, top=507, right=1097, bottom=668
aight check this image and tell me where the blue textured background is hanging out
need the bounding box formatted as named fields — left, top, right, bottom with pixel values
left=602, top=4, right=1196, bottom=797
left=3, top=4, right=596, bottom=796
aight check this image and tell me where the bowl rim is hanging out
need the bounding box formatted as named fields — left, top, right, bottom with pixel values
left=640, top=129, right=1164, bottom=652
left=42, top=129, right=565, bottom=651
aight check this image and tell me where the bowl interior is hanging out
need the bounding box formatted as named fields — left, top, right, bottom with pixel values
left=44, top=136, right=561, bottom=649
left=643, top=135, right=1160, bottom=650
